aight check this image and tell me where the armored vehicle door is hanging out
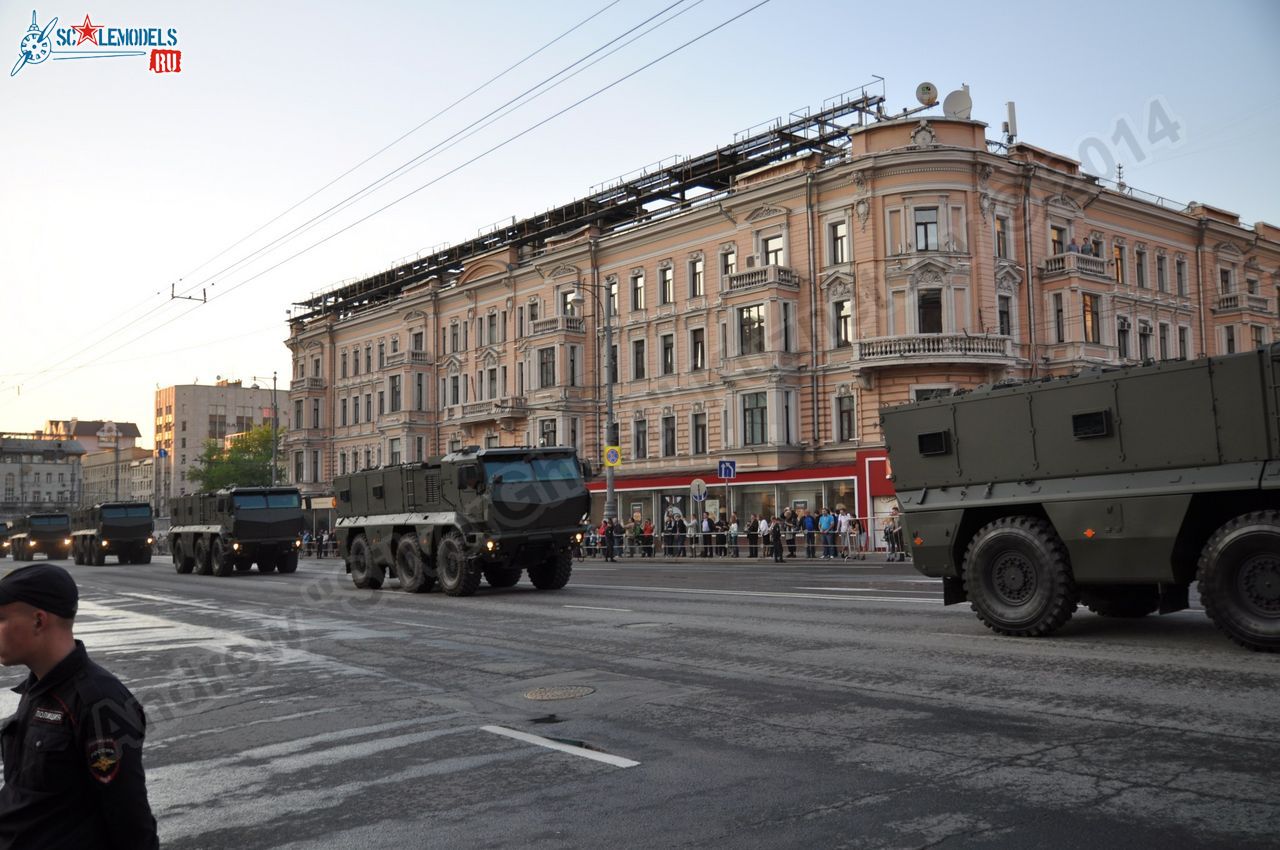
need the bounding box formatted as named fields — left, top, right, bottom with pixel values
left=454, top=461, right=485, bottom=524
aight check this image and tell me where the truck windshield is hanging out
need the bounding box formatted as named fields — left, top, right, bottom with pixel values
left=31, top=515, right=69, bottom=526
left=232, top=493, right=301, bottom=510
left=484, top=456, right=580, bottom=484
left=101, top=506, right=152, bottom=519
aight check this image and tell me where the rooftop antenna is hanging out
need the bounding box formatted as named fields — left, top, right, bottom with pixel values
left=942, top=84, right=972, bottom=119
left=1002, top=101, right=1018, bottom=145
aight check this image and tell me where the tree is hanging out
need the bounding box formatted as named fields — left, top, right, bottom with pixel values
left=186, top=424, right=283, bottom=491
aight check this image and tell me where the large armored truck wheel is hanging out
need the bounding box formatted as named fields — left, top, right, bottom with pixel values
left=135, top=548, right=152, bottom=565
left=349, top=535, right=384, bottom=590
left=73, top=539, right=85, bottom=566
left=193, top=538, right=213, bottom=576
left=233, top=557, right=253, bottom=573
left=483, top=566, right=521, bottom=588
left=90, top=539, right=106, bottom=567
left=172, top=539, right=194, bottom=574
left=436, top=531, right=481, bottom=597
left=963, top=516, right=1078, bottom=637
left=1197, top=510, right=1280, bottom=652
left=277, top=551, right=299, bottom=574
left=394, top=535, right=434, bottom=593
left=258, top=554, right=277, bottom=574
left=1082, top=585, right=1159, bottom=618
left=528, top=548, right=573, bottom=590
left=211, top=538, right=234, bottom=577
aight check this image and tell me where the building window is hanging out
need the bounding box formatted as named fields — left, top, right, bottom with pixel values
left=692, top=413, right=707, bottom=454
left=415, top=373, right=425, bottom=410
left=516, top=306, right=525, bottom=338
left=568, top=346, right=579, bottom=387
left=781, top=302, right=794, bottom=353
left=829, top=221, right=848, bottom=264
left=488, top=368, right=498, bottom=399
left=998, top=295, right=1012, bottom=336
left=1224, top=325, right=1236, bottom=354
left=1050, top=224, right=1066, bottom=255
left=1176, top=259, right=1188, bottom=296
left=721, top=247, right=737, bottom=277
left=742, top=392, right=767, bottom=446
left=1220, top=268, right=1233, bottom=294
left=539, top=347, right=555, bottom=389
left=351, top=395, right=359, bottom=424
left=1138, top=322, right=1152, bottom=360
left=1117, top=318, right=1131, bottom=359
left=914, top=208, right=939, bottom=251
left=539, top=419, right=557, bottom=447
left=608, top=279, right=618, bottom=317
left=917, top=289, right=942, bottom=334
left=340, top=398, right=347, bottom=426
left=1053, top=293, right=1065, bottom=344
left=1082, top=292, right=1101, bottom=344
left=658, top=266, right=673, bottom=305
left=293, top=452, right=304, bottom=483
left=1136, top=250, right=1148, bottom=289
left=661, top=334, right=675, bottom=375
left=487, top=313, right=498, bottom=343
left=310, top=399, right=320, bottom=429
left=1159, top=323, right=1170, bottom=360
left=1252, top=325, right=1266, bottom=348
left=689, top=258, right=704, bottom=298
left=449, top=377, right=459, bottom=406
left=738, top=305, right=765, bottom=354
left=835, top=300, right=852, bottom=347
left=761, top=234, right=784, bottom=266
left=365, top=393, right=373, bottom=420
left=412, top=331, right=424, bottom=351
left=633, top=419, right=648, bottom=459
left=1179, top=326, right=1189, bottom=358
left=631, top=272, right=645, bottom=311
left=377, top=391, right=385, bottom=415
left=340, top=352, right=348, bottom=378
left=995, top=216, right=1011, bottom=259
left=389, top=375, right=401, bottom=412
left=691, top=328, right=706, bottom=370
left=389, top=438, right=401, bottom=465
left=837, top=395, right=856, bottom=442
left=449, top=324, right=460, bottom=353
left=1113, top=245, right=1127, bottom=285
left=339, top=453, right=347, bottom=475
left=632, top=339, right=647, bottom=380
left=661, top=416, right=676, bottom=457
left=294, top=400, right=303, bottom=428
left=1156, top=256, right=1168, bottom=292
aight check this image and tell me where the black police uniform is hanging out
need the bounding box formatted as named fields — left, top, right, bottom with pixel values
left=0, top=640, right=159, bottom=849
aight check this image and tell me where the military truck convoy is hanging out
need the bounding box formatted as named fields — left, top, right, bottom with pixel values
left=168, top=486, right=305, bottom=576
left=334, top=446, right=591, bottom=596
left=71, top=502, right=155, bottom=565
left=881, top=346, right=1280, bottom=652
left=6, top=513, right=72, bottom=561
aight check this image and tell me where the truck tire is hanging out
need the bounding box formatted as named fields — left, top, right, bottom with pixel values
left=136, top=548, right=152, bottom=565
left=1197, top=510, right=1280, bottom=652
left=211, top=538, right=234, bottom=577
left=394, top=535, right=434, bottom=593
left=1082, top=585, right=1159, bottom=618
left=233, top=558, right=253, bottom=572
left=73, top=539, right=85, bottom=566
left=436, top=531, right=480, bottom=597
left=277, top=551, right=299, bottom=574
left=194, top=538, right=213, bottom=576
left=172, top=539, right=194, bottom=574
left=91, top=539, right=106, bottom=566
left=528, top=548, right=573, bottom=590
left=484, top=567, right=521, bottom=588
left=963, top=516, right=1077, bottom=637
left=258, top=554, right=278, bottom=574
left=349, top=535, right=383, bottom=590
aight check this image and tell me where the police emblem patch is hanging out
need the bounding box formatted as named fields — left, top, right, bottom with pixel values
left=86, top=738, right=122, bottom=784
left=33, top=708, right=64, bottom=724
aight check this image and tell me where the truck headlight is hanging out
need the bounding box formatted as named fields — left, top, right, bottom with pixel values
left=100, top=540, right=108, bottom=548
left=485, top=539, right=496, bottom=552
left=146, top=537, right=154, bottom=545
left=294, top=539, right=302, bottom=548
left=232, top=542, right=240, bottom=551
left=574, top=532, right=584, bottom=543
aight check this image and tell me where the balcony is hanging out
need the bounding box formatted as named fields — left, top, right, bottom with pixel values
left=459, top=397, right=529, bottom=424
left=290, top=376, right=325, bottom=391
left=530, top=315, right=585, bottom=335
left=854, top=334, right=1014, bottom=365
left=1216, top=293, right=1272, bottom=314
left=726, top=264, right=801, bottom=292
left=375, top=410, right=434, bottom=429
left=1042, top=252, right=1109, bottom=280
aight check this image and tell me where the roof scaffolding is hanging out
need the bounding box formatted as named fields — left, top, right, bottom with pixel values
left=294, top=85, right=886, bottom=322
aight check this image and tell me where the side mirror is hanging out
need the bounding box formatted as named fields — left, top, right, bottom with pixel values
left=580, top=460, right=594, bottom=480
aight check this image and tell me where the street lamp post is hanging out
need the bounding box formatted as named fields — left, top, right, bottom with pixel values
left=251, top=372, right=280, bottom=486
left=569, top=270, right=617, bottom=525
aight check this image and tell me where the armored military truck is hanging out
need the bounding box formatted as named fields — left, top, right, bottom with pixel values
left=7, top=513, right=72, bottom=561
left=334, top=446, right=591, bottom=596
left=71, top=502, right=155, bottom=565
left=881, top=346, right=1280, bottom=652
left=168, top=487, right=304, bottom=576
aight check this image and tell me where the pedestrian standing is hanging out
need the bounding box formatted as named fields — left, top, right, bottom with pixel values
left=746, top=514, right=759, bottom=559
left=728, top=513, right=740, bottom=558
left=701, top=513, right=713, bottom=558
left=769, top=516, right=785, bottom=563
left=757, top=515, right=770, bottom=559
left=819, top=508, right=836, bottom=559
left=837, top=508, right=853, bottom=559
left=0, top=564, right=160, bottom=849
left=784, top=509, right=798, bottom=559
left=851, top=514, right=865, bottom=560
left=802, top=510, right=816, bottom=559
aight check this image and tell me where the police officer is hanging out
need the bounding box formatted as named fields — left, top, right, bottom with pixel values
left=0, top=564, right=158, bottom=849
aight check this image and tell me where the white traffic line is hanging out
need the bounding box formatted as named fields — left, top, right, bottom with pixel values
left=793, top=587, right=942, bottom=594
left=573, top=584, right=944, bottom=604
left=481, top=725, right=640, bottom=768
left=563, top=605, right=633, bottom=612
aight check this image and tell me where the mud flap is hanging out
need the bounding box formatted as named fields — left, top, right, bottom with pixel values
left=943, top=576, right=967, bottom=606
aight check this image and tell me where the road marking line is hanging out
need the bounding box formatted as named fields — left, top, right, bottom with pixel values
left=481, top=725, right=639, bottom=768
left=574, top=584, right=943, bottom=604
left=793, top=587, right=941, bottom=594
left=563, top=605, right=633, bottom=612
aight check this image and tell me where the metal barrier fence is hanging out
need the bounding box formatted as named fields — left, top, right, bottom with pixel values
left=578, top=517, right=907, bottom=561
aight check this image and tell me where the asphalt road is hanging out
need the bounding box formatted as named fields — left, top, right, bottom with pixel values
left=6, top=554, right=1278, bottom=849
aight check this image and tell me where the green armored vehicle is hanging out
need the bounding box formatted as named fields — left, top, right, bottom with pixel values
left=71, top=502, right=155, bottom=565
left=7, top=513, right=72, bottom=561
left=881, top=346, right=1280, bottom=652
left=168, top=487, right=304, bottom=576
left=334, top=446, right=591, bottom=596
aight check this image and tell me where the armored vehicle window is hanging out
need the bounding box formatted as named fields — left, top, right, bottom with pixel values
left=917, top=430, right=952, bottom=456
left=102, top=506, right=152, bottom=518
left=1072, top=410, right=1112, bottom=439
left=266, top=492, right=301, bottom=508
left=338, top=489, right=351, bottom=504
left=531, top=456, right=581, bottom=481
left=31, top=515, right=69, bottom=526
left=484, top=456, right=581, bottom=484
left=371, top=485, right=385, bottom=499
left=232, top=494, right=268, bottom=509
left=458, top=466, right=482, bottom=490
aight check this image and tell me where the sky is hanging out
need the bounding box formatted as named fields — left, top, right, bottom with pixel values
left=1, top=0, right=1277, bottom=446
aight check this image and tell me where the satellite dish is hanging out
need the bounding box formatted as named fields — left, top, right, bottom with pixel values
left=915, top=82, right=938, bottom=107
left=943, top=85, right=972, bottom=119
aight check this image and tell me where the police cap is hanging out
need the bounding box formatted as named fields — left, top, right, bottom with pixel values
left=0, top=564, right=78, bottom=618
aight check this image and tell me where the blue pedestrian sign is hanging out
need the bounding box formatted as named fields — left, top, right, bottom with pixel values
left=718, top=459, right=736, bottom=479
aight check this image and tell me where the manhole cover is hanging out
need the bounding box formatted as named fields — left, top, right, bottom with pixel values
left=524, top=685, right=596, bottom=701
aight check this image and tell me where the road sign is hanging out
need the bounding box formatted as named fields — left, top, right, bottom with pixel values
left=603, top=446, right=622, bottom=467
left=718, top=459, right=736, bottom=479
left=690, top=478, right=707, bottom=501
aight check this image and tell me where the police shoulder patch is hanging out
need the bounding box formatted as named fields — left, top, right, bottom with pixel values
left=86, top=738, right=122, bottom=784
